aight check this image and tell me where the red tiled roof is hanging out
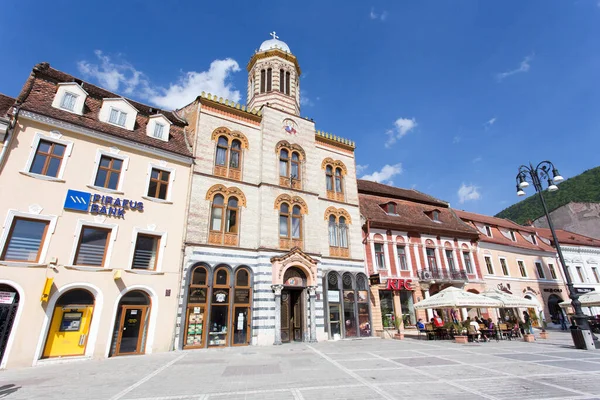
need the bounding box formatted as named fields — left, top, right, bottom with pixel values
left=357, top=179, right=448, bottom=207
left=16, top=63, right=192, bottom=158
left=359, top=193, right=479, bottom=239
left=455, top=210, right=555, bottom=252
left=535, top=228, right=600, bottom=248
left=0, top=93, right=15, bottom=117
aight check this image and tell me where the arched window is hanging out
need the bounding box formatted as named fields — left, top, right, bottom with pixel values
left=275, top=194, right=307, bottom=250
left=184, top=265, right=208, bottom=348
left=260, top=69, right=266, bottom=93
left=291, top=152, right=300, bottom=180
left=210, top=195, right=224, bottom=232
left=209, top=267, right=230, bottom=347
left=279, top=149, right=289, bottom=177
left=335, top=168, right=343, bottom=193
left=207, top=185, right=247, bottom=247
left=285, top=72, right=291, bottom=95
left=326, top=207, right=352, bottom=258
left=266, top=68, right=272, bottom=92
left=233, top=268, right=251, bottom=345
left=326, top=166, right=333, bottom=191
left=279, top=69, right=285, bottom=93
left=322, top=158, right=347, bottom=201
left=226, top=197, right=239, bottom=234
left=212, top=128, right=248, bottom=181
left=216, top=136, right=228, bottom=166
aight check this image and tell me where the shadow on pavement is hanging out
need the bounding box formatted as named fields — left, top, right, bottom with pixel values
left=0, top=384, right=20, bottom=398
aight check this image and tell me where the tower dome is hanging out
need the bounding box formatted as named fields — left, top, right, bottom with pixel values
left=259, top=32, right=291, bottom=53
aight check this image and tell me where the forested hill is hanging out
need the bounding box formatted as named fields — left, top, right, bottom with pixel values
left=495, top=166, right=600, bottom=224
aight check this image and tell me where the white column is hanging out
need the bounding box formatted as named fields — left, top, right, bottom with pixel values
left=309, top=286, right=317, bottom=342
left=383, top=239, right=392, bottom=271
left=424, top=290, right=433, bottom=320
left=461, top=308, right=468, bottom=320
left=272, top=285, right=284, bottom=345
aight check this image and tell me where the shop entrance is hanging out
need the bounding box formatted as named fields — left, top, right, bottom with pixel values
left=110, top=291, right=151, bottom=356
left=0, top=285, right=20, bottom=365
left=43, top=289, right=94, bottom=358
left=281, top=289, right=304, bottom=342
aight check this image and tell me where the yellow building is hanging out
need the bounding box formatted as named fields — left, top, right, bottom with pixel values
left=0, top=63, right=193, bottom=368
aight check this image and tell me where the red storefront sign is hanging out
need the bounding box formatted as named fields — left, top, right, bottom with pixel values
left=385, top=278, right=414, bottom=291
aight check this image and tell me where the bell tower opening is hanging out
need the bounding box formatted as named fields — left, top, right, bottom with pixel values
left=247, top=32, right=301, bottom=116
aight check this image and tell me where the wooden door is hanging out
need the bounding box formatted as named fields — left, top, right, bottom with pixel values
left=281, top=291, right=291, bottom=343
left=292, top=291, right=303, bottom=341
left=115, top=305, right=148, bottom=356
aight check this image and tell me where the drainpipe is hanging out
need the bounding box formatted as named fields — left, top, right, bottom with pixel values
left=0, top=105, right=21, bottom=173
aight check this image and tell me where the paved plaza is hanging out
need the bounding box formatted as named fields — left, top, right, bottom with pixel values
left=1, top=331, right=600, bottom=400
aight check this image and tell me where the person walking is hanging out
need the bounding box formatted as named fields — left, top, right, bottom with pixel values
left=558, top=312, right=568, bottom=331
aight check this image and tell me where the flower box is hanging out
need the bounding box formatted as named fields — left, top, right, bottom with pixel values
left=523, top=334, right=535, bottom=342
left=454, top=335, right=468, bottom=344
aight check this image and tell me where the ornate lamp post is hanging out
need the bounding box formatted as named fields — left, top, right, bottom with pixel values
left=516, top=161, right=595, bottom=350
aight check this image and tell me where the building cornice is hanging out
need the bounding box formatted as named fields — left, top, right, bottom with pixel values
left=479, top=241, right=556, bottom=258
left=247, top=49, right=301, bottom=75
left=19, top=111, right=193, bottom=165
left=560, top=245, right=600, bottom=255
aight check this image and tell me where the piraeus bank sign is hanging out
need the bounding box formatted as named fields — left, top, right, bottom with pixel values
left=64, top=189, right=143, bottom=218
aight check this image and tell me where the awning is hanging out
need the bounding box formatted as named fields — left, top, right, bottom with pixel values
left=414, top=287, right=503, bottom=309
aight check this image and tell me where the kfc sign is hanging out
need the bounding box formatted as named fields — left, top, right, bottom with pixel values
left=385, top=279, right=414, bottom=291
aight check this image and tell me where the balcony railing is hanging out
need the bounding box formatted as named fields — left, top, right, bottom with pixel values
left=418, top=269, right=468, bottom=282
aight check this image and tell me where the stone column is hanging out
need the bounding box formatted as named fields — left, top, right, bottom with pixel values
left=272, top=284, right=284, bottom=345
left=308, top=286, right=317, bottom=342
left=424, top=289, right=433, bottom=320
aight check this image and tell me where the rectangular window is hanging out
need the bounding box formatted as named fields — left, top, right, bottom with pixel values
left=30, top=140, right=66, bottom=177
left=576, top=266, right=585, bottom=283
left=445, top=250, right=456, bottom=271
left=484, top=256, right=494, bottom=274
left=147, top=168, right=170, bottom=200
left=566, top=266, right=573, bottom=282
left=535, top=262, right=545, bottom=279
left=109, top=108, right=127, bottom=127
left=0, top=218, right=49, bottom=262
left=593, top=267, right=600, bottom=284
left=510, top=231, right=516, bottom=241
left=132, top=234, right=160, bottom=270
left=60, top=92, right=78, bottom=111
left=484, top=226, right=492, bottom=237
left=291, top=217, right=301, bottom=239
left=74, top=226, right=111, bottom=267
left=397, top=245, right=408, bottom=271
left=531, top=235, right=537, bottom=245
left=94, top=155, right=123, bottom=190
left=500, top=258, right=509, bottom=276
left=374, top=243, right=385, bottom=269
left=153, top=123, right=165, bottom=139
left=426, top=248, right=437, bottom=271
left=279, top=215, right=288, bottom=237
left=549, top=263, right=557, bottom=279
left=463, top=252, right=473, bottom=274
left=518, top=260, right=527, bottom=277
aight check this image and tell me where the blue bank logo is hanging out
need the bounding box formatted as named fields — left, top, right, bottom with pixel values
left=64, top=190, right=92, bottom=212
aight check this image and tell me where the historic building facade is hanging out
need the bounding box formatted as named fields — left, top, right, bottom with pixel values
left=534, top=228, right=600, bottom=317
left=0, top=64, right=193, bottom=368
left=174, top=34, right=368, bottom=349
left=358, top=180, right=485, bottom=336
left=455, top=210, right=568, bottom=328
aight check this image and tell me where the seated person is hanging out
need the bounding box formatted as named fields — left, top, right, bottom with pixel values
left=416, top=318, right=425, bottom=330
left=469, top=319, right=483, bottom=342
left=432, top=314, right=444, bottom=328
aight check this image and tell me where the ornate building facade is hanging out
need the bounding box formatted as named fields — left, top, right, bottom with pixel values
left=174, top=34, right=368, bottom=348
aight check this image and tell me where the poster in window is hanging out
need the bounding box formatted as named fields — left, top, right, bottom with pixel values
left=327, top=290, right=340, bottom=302
left=358, top=291, right=368, bottom=303
left=343, top=291, right=355, bottom=303
left=188, top=288, right=207, bottom=303
left=60, top=312, right=83, bottom=332
left=212, top=290, right=229, bottom=303
left=235, top=289, right=250, bottom=303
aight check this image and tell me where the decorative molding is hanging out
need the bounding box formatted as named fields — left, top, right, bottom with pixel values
left=205, top=184, right=247, bottom=207
left=274, top=193, right=308, bottom=214
left=109, top=147, right=120, bottom=155
left=28, top=204, right=43, bottom=214
left=49, top=130, right=62, bottom=139
left=94, top=215, right=106, bottom=223
left=321, top=157, right=348, bottom=175
left=210, top=126, right=249, bottom=149
left=323, top=206, right=352, bottom=224
left=158, top=160, right=167, bottom=167
left=275, top=140, right=305, bottom=160
left=147, top=224, right=156, bottom=231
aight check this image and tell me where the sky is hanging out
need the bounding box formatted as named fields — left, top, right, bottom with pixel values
left=1, top=0, right=599, bottom=216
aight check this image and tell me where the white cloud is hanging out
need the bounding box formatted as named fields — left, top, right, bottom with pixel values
left=385, top=117, right=417, bottom=148
left=78, top=51, right=241, bottom=109
left=361, top=163, right=403, bottom=185
left=452, top=135, right=461, bottom=144
left=370, top=8, right=388, bottom=21
left=496, top=54, right=534, bottom=81
left=484, top=117, right=497, bottom=129
left=356, top=164, right=369, bottom=175
left=300, top=90, right=314, bottom=107
left=472, top=156, right=482, bottom=163
left=457, top=183, right=481, bottom=204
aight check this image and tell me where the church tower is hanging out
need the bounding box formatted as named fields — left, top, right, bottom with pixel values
left=247, top=32, right=301, bottom=116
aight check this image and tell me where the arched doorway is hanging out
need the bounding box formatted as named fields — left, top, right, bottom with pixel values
left=110, top=290, right=151, bottom=356
left=0, top=284, right=20, bottom=365
left=281, top=267, right=307, bottom=343
left=525, top=294, right=541, bottom=327
left=43, top=289, right=95, bottom=358
left=547, top=294, right=563, bottom=324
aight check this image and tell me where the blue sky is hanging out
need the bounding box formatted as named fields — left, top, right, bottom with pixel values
left=1, top=0, right=599, bottom=216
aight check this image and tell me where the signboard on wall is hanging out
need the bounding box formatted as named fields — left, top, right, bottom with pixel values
left=385, top=279, right=414, bottom=291
left=0, top=291, right=16, bottom=304
left=575, top=287, right=595, bottom=294
left=63, top=189, right=144, bottom=218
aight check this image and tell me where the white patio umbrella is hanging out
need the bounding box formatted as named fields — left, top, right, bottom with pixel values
left=481, top=288, right=539, bottom=308
left=559, top=291, right=600, bottom=308
left=414, top=287, right=503, bottom=309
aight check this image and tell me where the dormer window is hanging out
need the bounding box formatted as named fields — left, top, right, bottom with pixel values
left=109, top=108, right=127, bottom=127
left=147, top=114, right=172, bottom=142
left=510, top=231, right=516, bottom=241
left=484, top=225, right=492, bottom=237
left=432, top=210, right=440, bottom=221
left=531, top=234, right=537, bottom=245
left=382, top=202, right=397, bottom=215
left=60, top=92, right=78, bottom=111
left=153, top=123, right=165, bottom=139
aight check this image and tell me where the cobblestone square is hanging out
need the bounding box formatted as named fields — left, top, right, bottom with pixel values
left=1, top=331, right=599, bottom=400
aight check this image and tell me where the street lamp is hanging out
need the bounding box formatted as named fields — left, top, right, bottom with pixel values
left=516, top=161, right=595, bottom=350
